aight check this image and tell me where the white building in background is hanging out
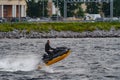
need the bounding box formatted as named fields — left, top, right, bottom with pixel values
left=0, top=0, right=27, bottom=19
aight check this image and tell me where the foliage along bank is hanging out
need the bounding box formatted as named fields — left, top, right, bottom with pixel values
left=0, top=22, right=120, bottom=32
left=0, top=22, right=120, bottom=38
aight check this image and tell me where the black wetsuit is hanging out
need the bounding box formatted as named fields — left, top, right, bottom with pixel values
left=45, top=42, right=54, bottom=55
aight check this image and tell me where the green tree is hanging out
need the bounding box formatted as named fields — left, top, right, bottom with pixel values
left=102, top=2, right=110, bottom=17
left=86, top=2, right=100, bottom=14
left=102, top=0, right=120, bottom=17
left=26, top=0, right=48, bottom=17
left=67, top=3, right=78, bottom=17
left=26, top=0, right=40, bottom=17
left=66, top=3, right=84, bottom=17
left=53, top=0, right=84, bottom=17
left=53, top=0, right=64, bottom=16
left=114, top=0, right=120, bottom=17
left=75, top=3, right=84, bottom=17
left=38, top=0, right=48, bottom=17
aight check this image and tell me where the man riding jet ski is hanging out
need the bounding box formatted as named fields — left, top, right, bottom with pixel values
left=42, top=40, right=70, bottom=65
left=45, top=40, right=55, bottom=56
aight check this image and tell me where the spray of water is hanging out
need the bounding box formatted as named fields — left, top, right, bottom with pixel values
left=0, top=54, right=56, bottom=73
left=41, top=65, right=54, bottom=73
left=0, top=54, right=40, bottom=71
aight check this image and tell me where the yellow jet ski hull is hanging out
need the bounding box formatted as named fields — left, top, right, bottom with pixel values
left=38, top=47, right=71, bottom=69
left=45, top=50, right=70, bottom=66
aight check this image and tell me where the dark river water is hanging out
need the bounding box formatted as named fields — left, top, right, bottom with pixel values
left=0, top=38, right=120, bottom=80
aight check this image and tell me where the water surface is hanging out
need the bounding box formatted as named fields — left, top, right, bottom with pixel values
left=0, top=38, right=120, bottom=80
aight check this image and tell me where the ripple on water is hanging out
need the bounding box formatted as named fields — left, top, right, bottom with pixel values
left=0, top=38, right=119, bottom=80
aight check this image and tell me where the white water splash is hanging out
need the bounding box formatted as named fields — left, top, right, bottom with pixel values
left=41, top=66, right=54, bottom=73
left=0, top=54, right=40, bottom=71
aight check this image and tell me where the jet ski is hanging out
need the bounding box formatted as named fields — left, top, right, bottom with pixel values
left=42, top=47, right=71, bottom=66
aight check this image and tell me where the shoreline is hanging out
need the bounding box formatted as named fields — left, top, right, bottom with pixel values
left=0, top=28, right=120, bottom=39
